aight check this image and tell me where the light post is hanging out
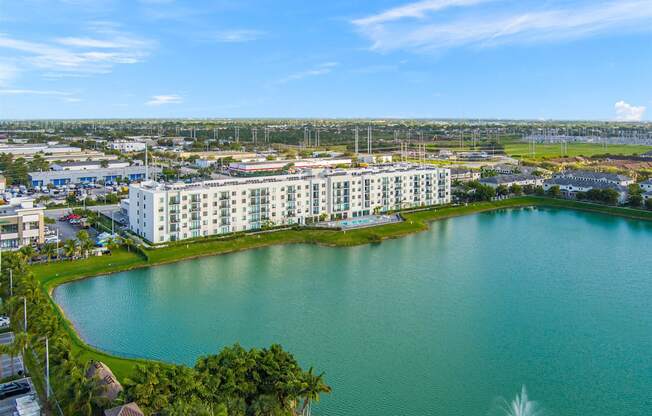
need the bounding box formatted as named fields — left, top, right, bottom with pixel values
left=9, top=269, right=12, bottom=297
left=45, top=337, right=50, bottom=399
left=23, top=297, right=27, bottom=332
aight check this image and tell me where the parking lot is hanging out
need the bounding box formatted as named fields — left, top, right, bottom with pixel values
left=44, top=204, right=121, bottom=242
left=0, top=333, right=24, bottom=380
left=0, top=378, right=39, bottom=416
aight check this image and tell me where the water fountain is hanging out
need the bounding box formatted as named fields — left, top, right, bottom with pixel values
left=497, top=386, right=544, bottom=416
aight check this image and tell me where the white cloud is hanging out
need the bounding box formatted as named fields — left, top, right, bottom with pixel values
left=353, top=0, right=652, bottom=52
left=0, top=63, right=18, bottom=87
left=211, top=29, right=265, bottom=43
left=146, top=95, right=183, bottom=105
left=614, top=100, right=646, bottom=121
left=0, top=89, right=74, bottom=96
left=0, top=24, right=154, bottom=77
left=277, top=62, right=338, bottom=84
left=352, top=0, right=492, bottom=26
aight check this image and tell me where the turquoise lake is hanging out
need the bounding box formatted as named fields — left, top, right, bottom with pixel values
left=54, top=208, right=652, bottom=415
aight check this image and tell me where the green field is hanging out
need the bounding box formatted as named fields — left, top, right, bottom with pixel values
left=31, top=197, right=652, bottom=381
left=503, top=141, right=652, bottom=160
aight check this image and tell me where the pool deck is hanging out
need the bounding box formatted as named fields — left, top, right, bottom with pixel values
left=316, top=214, right=403, bottom=230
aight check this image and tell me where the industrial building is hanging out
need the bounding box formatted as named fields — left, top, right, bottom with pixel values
left=29, top=162, right=157, bottom=187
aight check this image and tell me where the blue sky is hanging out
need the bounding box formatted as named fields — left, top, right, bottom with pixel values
left=1, top=0, right=651, bottom=120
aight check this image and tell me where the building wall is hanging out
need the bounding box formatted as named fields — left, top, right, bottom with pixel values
left=30, top=166, right=155, bottom=186
left=0, top=207, right=44, bottom=249
left=129, top=166, right=451, bottom=243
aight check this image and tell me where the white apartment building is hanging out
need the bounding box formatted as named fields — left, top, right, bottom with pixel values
left=109, top=140, right=147, bottom=152
left=129, top=165, right=451, bottom=243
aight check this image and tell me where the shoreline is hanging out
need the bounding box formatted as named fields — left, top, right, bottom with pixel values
left=32, top=196, right=652, bottom=380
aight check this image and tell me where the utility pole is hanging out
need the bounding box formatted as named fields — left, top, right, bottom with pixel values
left=9, top=269, right=12, bottom=297
left=23, top=297, right=27, bottom=332
left=367, top=126, right=372, bottom=154
left=354, top=127, right=359, bottom=154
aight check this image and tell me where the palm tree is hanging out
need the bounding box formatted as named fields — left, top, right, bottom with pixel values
left=41, top=243, right=57, bottom=262
left=250, top=394, right=283, bottom=416
left=298, top=368, right=331, bottom=416
left=123, top=237, right=135, bottom=252
left=76, top=230, right=93, bottom=258
left=63, top=239, right=79, bottom=260
left=106, top=236, right=121, bottom=251
left=1, top=332, right=29, bottom=378
left=63, top=365, right=107, bottom=416
left=18, top=246, right=35, bottom=264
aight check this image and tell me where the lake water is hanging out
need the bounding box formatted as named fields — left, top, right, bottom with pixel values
left=54, top=208, right=652, bottom=415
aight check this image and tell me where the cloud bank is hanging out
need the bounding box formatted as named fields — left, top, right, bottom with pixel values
left=353, top=0, right=652, bottom=52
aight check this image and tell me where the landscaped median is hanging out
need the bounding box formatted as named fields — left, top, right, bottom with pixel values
left=31, top=196, right=652, bottom=381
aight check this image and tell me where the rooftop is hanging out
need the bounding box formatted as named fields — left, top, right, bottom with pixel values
left=137, top=164, right=446, bottom=192
left=546, top=177, right=627, bottom=191
left=561, top=170, right=632, bottom=182
left=104, top=403, right=144, bottom=416
left=480, top=174, right=539, bottom=184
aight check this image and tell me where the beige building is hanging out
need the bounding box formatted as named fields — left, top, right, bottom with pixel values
left=0, top=199, right=45, bottom=249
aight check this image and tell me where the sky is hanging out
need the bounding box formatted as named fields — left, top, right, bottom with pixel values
left=0, top=0, right=651, bottom=120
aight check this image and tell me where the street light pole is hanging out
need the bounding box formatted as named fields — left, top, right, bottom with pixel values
left=9, top=269, right=12, bottom=297
left=23, top=297, right=27, bottom=332
left=45, top=337, right=50, bottom=399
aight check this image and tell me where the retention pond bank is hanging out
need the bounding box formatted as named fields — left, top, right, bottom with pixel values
left=54, top=207, right=652, bottom=416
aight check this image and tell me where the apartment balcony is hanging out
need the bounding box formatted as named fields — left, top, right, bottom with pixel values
left=169, top=215, right=180, bottom=223
left=190, top=202, right=201, bottom=211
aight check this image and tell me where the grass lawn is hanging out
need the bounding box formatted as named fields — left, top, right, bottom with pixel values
left=30, top=196, right=652, bottom=381
left=503, top=141, right=652, bottom=160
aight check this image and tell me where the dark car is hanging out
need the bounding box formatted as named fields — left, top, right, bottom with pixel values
left=0, top=381, right=30, bottom=400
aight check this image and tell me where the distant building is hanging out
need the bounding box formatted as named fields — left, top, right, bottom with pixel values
left=544, top=177, right=628, bottom=203
left=357, top=154, right=393, bottom=164
left=104, top=403, right=144, bottom=416
left=457, top=151, right=490, bottom=161
left=109, top=140, right=147, bottom=152
left=51, top=160, right=130, bottom=171
left=0, top=176, right=5, bottom=192
left=556, top=170, right=634, bottom=187
left=0, top=144, right=82, bottom=156
left=450, top=168, right=480, bottom=183
left=639, top=178, right=652, bottom=193
left=228, top=158, right=352, bottom=174
left=0, top=199, right=45, bottom=249
left=480, top=174, right=544, bottom=188
left=29, top=163, right=157, bottom=187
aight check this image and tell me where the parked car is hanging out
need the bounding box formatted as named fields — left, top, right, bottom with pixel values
left=0, top=381, right=30, bottom=400
left=0, top=315, right=10, bottom=329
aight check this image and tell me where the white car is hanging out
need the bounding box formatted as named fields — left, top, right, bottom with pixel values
left=0, top=316, right=10, bottom=329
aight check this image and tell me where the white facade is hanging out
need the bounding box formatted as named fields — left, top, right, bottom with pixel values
left=129, top=165, right=451, bottom=243
left=110, top=140, right=147, bottom=152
